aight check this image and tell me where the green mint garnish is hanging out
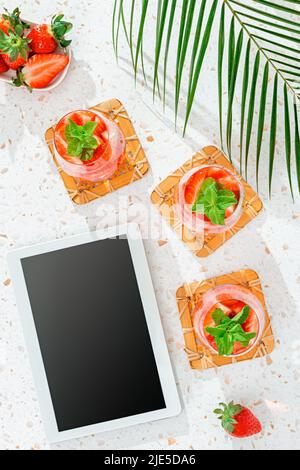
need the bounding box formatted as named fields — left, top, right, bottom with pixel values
left=205, top=305, right=256, bottom=356
left=65, top=119, right=98, bottom=161
left=191, top=177, right=237, bottom=226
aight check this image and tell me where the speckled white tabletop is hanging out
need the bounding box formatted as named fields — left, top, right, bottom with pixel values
left=1, top=0, right=300, bottom=451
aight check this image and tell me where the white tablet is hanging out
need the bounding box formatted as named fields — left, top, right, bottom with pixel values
left=8, top=224, right=181, bottom=443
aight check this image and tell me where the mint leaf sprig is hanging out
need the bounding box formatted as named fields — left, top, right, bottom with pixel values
left=205, top=305, right=256, bottom=356
left=65, top=119, right=99, bottom=161
left=191, top=177, right=237, bottom=226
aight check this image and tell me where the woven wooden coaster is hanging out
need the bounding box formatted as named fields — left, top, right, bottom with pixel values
left=176, top=269, right=274, bottom=370
left=150, top=146, right=263, bottom=257
left=45, top=98, right=149, bottom=205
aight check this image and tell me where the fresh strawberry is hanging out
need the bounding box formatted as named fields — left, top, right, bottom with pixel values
left=27, top=14, right=72, bottom=53
left=2, top=51, right=28, bottom=70
left=0, top=15, right=11, bottom=35
left=218, top=175, right=240, bottom=195
left=0, top=54, right=9, bottom=72
left=0, top=29, right=30, bottom=69
left=13, top=53, right=69, bottom=89
left=0, top=7, right=29, bottom=36
left=215, top=402, right=262, bottom=438
left=184, top=169, right=207, bottom=204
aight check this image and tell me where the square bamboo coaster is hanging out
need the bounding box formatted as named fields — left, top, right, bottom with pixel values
left=150, top=146, right=263, bottom=257
left=176, top=269, right=274, bottom=370
left=45, top=98, right=149, bottom=205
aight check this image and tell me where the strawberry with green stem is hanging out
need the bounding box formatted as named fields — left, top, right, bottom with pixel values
left=214, top=401, right=262, bottom=438
left=27, top=14, right=73, bottom=54
left=0, top=29, right=31, bottom=69
left=0, top=7, right=29, bottom=36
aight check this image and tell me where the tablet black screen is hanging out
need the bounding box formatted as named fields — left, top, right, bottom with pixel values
left=21, top=238, right=166, bottom=432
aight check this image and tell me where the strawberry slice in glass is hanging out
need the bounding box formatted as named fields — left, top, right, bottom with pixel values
left=54, top=110, right=125, bottom=182
left=193, top=284, right=265, bottom=357
left=175, top=165, right=245, bottom=234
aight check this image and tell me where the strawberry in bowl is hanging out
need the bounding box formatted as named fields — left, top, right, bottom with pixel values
left=0, top=7, right=30, bottom=69
left=0, top=6, right=72, bottom=91
left=215, top=401, right=262, bottom=438
left=0, top=8, right=30, bottom=70
left=53, top=110, right=126, bottom=182
left=0, top=7, right=29, bottom=36
left=13, top=53, right=69, bottom=90
left=27, top=14, right=72, bottom=53
left=176, top=165, right=245, bottom=234
left=0, top=54, right=9, bottom=72
left=193, top=284, right=265, bottom=357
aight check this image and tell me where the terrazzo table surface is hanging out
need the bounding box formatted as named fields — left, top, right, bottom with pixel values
left=1, top=0, right=300, bottom=451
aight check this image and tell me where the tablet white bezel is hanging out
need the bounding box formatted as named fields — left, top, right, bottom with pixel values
left=7, top=223, right=181, bottom=443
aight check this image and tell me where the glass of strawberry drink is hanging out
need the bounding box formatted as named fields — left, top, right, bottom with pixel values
left=193, top=284, right=265, bottom=357
left=54, top=110, right=125, bottom=182
left=176, top=165, right=245, bottom=234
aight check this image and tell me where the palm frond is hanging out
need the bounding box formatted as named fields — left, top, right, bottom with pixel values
left=283, top=84, right=293, bottom=199
left=113, top=0, right=300, bottom=198
left=239, top=39, right=251, bottom=174
left=163, top=0, right=177, bottom=107
left=245, top=50, right=260, bottom=178
left=183, top=0, right=218, bottom=134
left=294, top=100, right=300, bottom=194
left=269, top=73, right=278, bottom=196
left=218, top=3, right=225, bottom=149
left=227, top=27, right=244, bottom=161
left=135, top=0, right=149, bottom=81
left=256, top=62, right=269, bottom=189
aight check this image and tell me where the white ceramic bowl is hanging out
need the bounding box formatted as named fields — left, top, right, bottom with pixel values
left=0, top=19, right=71, bottom=91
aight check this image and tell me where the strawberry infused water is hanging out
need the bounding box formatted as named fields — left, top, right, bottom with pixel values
left=176, top=165, right=245, bottom=234
left=54, top=110, right=125, bottom=182
left=193, top=284, right=265, bottom=357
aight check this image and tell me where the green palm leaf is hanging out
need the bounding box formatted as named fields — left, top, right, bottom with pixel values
left=153, top=0, right=167, bottom=94
left=227, top=28, right=244, bottom=161
left=256, top=62, right=269, bottom=189
left=245, top=51, right=260, bottom=177
left=218, top=3, right=225, bottom=149
left=113, top=0, right=300, bottom=198
left=163, top=0, right=177, bottom=108
left=294, top=100, right=300, bottom=194
left=269, top=73, right=278, bottom=197
left=187, top=1, right=207, bottom=104
left=184, top=0, right=218, bottom=135
left=129, top=0, right=136, bottom=70
left=239, top=39, right=251, bottom=174
left=134, top=0, right=149, bottom=81
left=175, top=0, right=189, bottom=120
left=283, top=84, right=293, bottom=199
left=175, top=0, right=197, bottom=121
